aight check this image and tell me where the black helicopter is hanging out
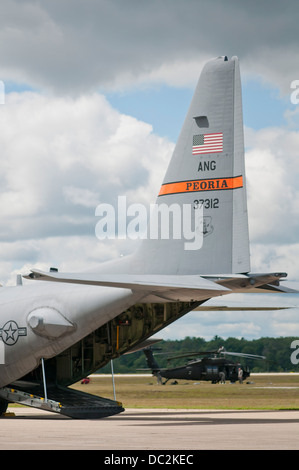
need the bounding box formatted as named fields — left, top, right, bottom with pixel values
left=142, top=346, right=266, bottom=384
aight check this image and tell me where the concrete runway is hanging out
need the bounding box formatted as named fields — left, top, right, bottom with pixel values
left=1, top=407, right=299, bottom=450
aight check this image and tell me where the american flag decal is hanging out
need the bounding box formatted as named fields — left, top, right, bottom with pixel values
left=192, top=133, right=223, bottom=155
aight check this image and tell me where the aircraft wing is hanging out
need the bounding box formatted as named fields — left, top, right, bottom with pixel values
left=24, top=269, right=230, bottom=301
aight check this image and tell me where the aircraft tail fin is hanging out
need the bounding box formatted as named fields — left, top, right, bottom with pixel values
left=129, top=56, right=250, bottom=275
left=143, top=348, right=161, bottom=374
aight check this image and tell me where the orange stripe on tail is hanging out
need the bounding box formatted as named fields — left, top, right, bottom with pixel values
left=159, top=176, right=243, bottom=196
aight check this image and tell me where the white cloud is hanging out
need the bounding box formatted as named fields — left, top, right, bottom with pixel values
left=0, top=91, right=173, bottom=284
left=63, top=186, right=101, bottom=208
left=244, top=125, right=299, bottom=279
left=1, top=0, right=299, bottom=94
left=156, top=294, right=299, bottom=341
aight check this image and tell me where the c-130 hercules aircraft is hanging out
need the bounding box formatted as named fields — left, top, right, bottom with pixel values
left=0, top=56, right=294, bottom=419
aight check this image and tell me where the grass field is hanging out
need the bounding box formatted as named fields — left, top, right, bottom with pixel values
left=71, top=373, right=299, bottom=411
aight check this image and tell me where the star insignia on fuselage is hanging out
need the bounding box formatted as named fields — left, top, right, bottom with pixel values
left=0, top=321, right=27, bottom=345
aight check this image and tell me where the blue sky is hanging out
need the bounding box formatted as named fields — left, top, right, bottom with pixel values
left=242, top=80, right=295, bottom=130
left=106, top=86, right=193, bottom=141
left=5, top=75, right=294, bottom=139
left=106, top=79, right=295, bottom=142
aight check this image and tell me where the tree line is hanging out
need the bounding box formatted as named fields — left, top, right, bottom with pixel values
left=98, top=336, right=299, bottom=374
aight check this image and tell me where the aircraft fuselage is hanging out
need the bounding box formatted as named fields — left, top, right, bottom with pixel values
left=0, top=282, right=141, bottom=388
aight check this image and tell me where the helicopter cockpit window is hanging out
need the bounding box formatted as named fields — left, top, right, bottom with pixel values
left=206, top=366, right=218, bottom=375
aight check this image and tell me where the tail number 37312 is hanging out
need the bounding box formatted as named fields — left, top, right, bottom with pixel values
left=194, top=198, right=219, bottom=210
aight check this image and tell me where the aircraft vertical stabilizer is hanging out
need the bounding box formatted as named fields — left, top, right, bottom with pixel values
left=132, top=55, right=250, bottom=275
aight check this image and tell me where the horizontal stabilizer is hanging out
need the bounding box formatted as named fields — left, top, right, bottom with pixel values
left=203, top=272, right=295, bottom=293
left=25, top=269, right=230, bottom=301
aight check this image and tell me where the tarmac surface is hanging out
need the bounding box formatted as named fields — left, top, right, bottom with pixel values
left=1, top=406, right=299, bottom=450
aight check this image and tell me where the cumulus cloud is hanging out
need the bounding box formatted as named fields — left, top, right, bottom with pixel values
left=160, top=311, right=299, bottom=341
left=157, top=293, right=299, bottom=340
left=0, top=91, right=173, bottom=284
left=1, top=0, right=299, bottom=94
left=243, top=125, right=299, bottom=278
left=245, top=126, right=299, bottom=244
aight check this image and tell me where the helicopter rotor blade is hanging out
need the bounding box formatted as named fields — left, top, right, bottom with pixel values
left=167, top=348, right=267, bottom=362
left=166, top=350, right=219, bottom=361
left=219, top=351, right=267, bottom=360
